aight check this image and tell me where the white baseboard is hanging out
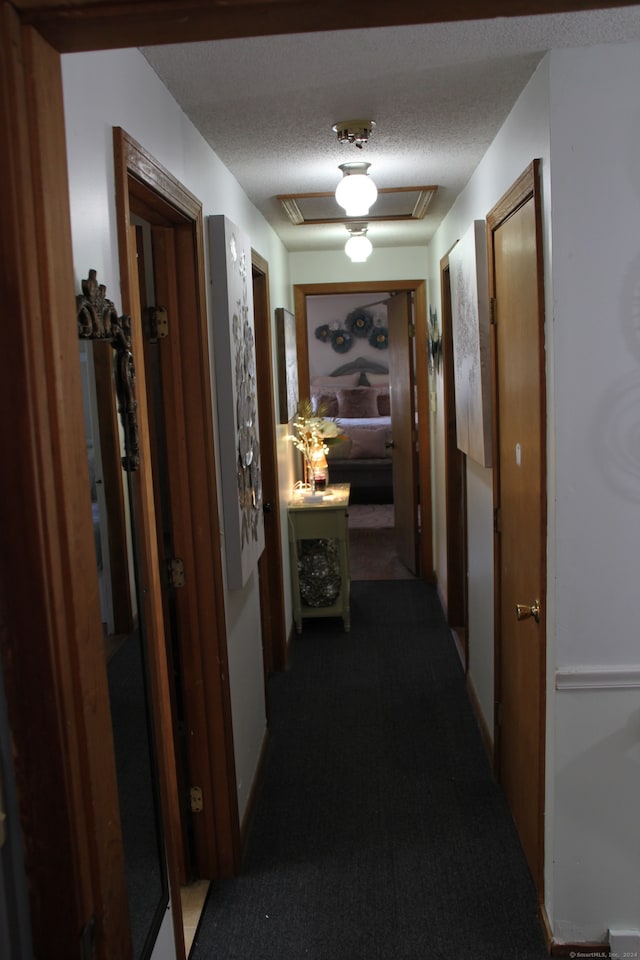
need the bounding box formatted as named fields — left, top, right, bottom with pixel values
left=609, top=930, right=640, bottom=957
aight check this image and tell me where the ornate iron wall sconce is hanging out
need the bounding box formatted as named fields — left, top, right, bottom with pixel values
left=76, top=269, right=140, bottom=471
left=428, top=305, right=442, bottom=375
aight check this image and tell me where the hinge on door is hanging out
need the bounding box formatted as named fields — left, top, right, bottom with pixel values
left=190, top=786, right=204, bottom=813
left=409, top=321, right=416, bottom=337
left=494, top=506, right=502, bottom=534
left=148, top=305, right=169, bottom=342
left=494, top=702, right=502, bottom=728
left=168, top=557, right=186, bottom=588
left=80, top=915, right=96, bottom=960
left=489, top=297, right=497, bottom=326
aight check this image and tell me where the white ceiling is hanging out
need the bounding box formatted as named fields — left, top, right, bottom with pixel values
left=141, top=7, right=640, bottom=253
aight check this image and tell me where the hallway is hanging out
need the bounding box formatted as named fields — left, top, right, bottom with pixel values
left=190, top=580, right=548, bottom=960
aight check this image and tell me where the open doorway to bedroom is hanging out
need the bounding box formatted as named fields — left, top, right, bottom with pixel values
left=293, top=280, right=433, bottom=584
left=306, top=290, right=408, bottom=581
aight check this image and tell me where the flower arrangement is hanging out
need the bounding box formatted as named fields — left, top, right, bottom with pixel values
left=287, top=399, right=345, bottom=490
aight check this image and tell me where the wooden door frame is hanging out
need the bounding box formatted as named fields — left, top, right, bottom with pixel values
left=293, top=280, right=433, bottom=580
left=14, top=0, right=634, bottom=52
left=486, top=159, right=547, bottom=898
left=113, top=128, right=241, bottom=882
left=2, top=2, right=617, bottom=956
left=252, top=252, right=289, bottom=678
left=439, top=253, right=469, bottom=668
left=0, top=14, right=134, bottom=957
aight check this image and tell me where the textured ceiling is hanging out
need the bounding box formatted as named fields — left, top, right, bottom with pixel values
left=141, top=7, right=640, bottom=252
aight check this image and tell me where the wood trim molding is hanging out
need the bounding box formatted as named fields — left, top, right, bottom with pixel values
left=252, top=250, right=289, bottom=677
left=550, top=942, right=611, bottom=957
left=16, top=0, right=640, bottom=54
left=439, top=252, right=469, bottom=640
left=0, top=11, right=131, bottom=956
left=114, top=126, right=241, bottom=893
left=293, top=279, right=433, bottom=578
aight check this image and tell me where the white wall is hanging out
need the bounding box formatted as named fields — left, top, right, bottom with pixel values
left=290, top=246, right=427, bottom=285
left=427, top=40, right=640, bottom=945
left=547, top=41, right=640, bottom=943
left=426, top=56, right=552, bottom=738
left=306, top=292, right=389, bottom=379
left=62, top=47, right=291, bottom=845
left=62, top=38, right=640, bottom=951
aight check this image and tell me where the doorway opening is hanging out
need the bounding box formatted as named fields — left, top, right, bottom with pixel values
left=293, top=280, right=432, bottom=583
left=113, top=128, right=243, bottom=954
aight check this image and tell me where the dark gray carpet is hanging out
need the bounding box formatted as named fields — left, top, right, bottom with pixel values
left=191, top=581, right=548, bottom=960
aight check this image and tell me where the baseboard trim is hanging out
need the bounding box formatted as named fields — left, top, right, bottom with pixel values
left=550, top=942, right=610, bottom=957
left=436, top=581, right=448, bottom=621
left=240, top=729, right=270, bottom=854
left=451, top=628, right=467, bottom=673
left=465, top=671, right=493, bottom=766
left=286, top=621, right=295, bottom=666
left=539, top=901, right=554, bottom=954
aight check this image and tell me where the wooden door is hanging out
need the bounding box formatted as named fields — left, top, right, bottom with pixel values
left=387, top=291, right=419, bottom=575
left=252, top=253, right=288, bottom=681
left=134, top=222, right=194, bottom=882
left=114, top=129, right=241, bottom=886
left=440, top=255, right=468, bottom=657
left=488, top=162, right=546, bottom=896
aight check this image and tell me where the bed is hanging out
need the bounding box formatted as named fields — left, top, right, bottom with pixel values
left=310, top=359, right=393, bottom=503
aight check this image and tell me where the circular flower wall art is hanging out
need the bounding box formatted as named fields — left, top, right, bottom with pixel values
left=369, top=324, right=389, bottom=349
left=331, top=329, right=353, bottom=354
left=345, top=307, right=374, bottom=338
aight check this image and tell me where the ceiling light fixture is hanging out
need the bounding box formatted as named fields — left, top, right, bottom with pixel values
left=335, top=162, right=378, bottom=217
left=332, top=119, right=376, bottom=149
left=344, top=223, right=373, bottom=263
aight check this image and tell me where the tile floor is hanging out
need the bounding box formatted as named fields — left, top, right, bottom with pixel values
left=181, top=879, right=210, bottom=955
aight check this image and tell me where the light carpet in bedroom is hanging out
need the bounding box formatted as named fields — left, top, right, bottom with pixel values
left=348, top=503, right=415, bottom=581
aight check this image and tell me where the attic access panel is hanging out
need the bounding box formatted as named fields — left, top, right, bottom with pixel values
left=278, top=185, right=437, bottom=226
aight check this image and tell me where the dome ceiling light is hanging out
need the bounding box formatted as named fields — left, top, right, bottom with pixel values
left=333, top=119, right=378, bottom=218
left=335, top=162, right=378, bottom=218
left=344, top=222, right=373, bottom=263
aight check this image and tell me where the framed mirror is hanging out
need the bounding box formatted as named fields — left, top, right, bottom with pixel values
left=77, top=271, right=168, bottom=958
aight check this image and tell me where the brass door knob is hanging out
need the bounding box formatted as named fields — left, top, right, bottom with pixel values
left=515, top=599, right=541, bottom=623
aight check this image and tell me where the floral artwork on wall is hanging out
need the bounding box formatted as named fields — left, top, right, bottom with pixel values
left=209, top=215, right=265, bottom=589
left=314, top=307, right=388, bottom=355
left=449, top=219, right=492, bottom=467
left=275, top=307, right=299, bottom=424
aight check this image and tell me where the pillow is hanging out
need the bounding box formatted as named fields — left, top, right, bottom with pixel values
left=312, top=390, right=339, bottom=418
left=348, top=425, right=389, bottom=459
left=376, top=389, right=391, bottom=416
left=365, top=373, right=389, bottom=387
left=337, top=386, right=380, bottom=419
left=326, top=436, right=351, bottom=459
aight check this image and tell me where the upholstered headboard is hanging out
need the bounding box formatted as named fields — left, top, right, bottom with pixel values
left=330, top=356, right=388, bottom=386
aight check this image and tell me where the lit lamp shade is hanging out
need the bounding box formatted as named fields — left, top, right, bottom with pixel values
left=345, top=231, right=373, bottom=263
left=335, top=162, right=378, bottom=217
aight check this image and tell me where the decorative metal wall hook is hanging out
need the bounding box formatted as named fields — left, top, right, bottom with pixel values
left=428, top=306, right=442, bottom=375
left=76, top=269, right=140, bottom=471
